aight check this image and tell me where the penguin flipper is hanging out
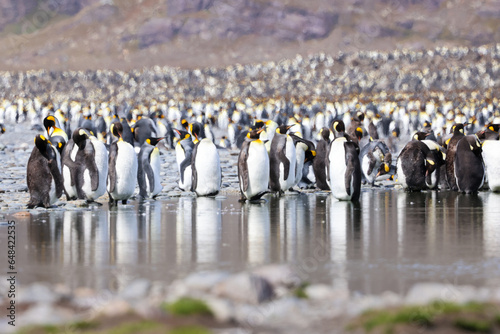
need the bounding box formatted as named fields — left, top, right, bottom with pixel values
left=238, top=143, right=250, bottom=192
left=84, top=143, right=100, bottom=192
left=191, top=142, right=199, bottom=192
left=144, top=159, right=155, bottom=193
left=108, top=142, right=118, bottom=193
left=179, top=156, right=192, bottom=184
left=278, top=149, right=291, bottom=181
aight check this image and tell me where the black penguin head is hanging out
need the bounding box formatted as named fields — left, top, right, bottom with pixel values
left=174, top=128, right=191, bottom=140
left=34, top=135, right=55, bottom=161
left=413, top=132, right=429, bottom=141
left=254, top=120, right=265, bottom=129
left=451, top=123, right=467, bottom=135
left=72, top=128, right=89, bottom=149
left=330, top=120, right=345, bottom=133
left=181, top=119, right=189, bottom=130
left=247, top=127, right=264, bottom=140
left=110, top=121, right=123, bottom=139
left=423, top=120, right=432, bottom=129
left=146, top=137, right=164, bottom=146
left=43, top=115, right=57, bottom=132
left=486, top=123, right=500, bottom=133
left=0, top=124, right=5, bottom=134
left=276, top=125, right=293, bottom=135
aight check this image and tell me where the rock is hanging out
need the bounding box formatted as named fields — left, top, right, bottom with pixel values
left=204, top=296, right=234, bottom=322
left=17, top=282, right=60, bottom=304
left=405, top=283, right=478, bottom=306
left=17, top=303, right=75, bottom=326
left=304, top=284, right=350, bottom=302
left=184, top=271, right=230, bottom=293
left=212, top=272, right=274, bottom=305
left=252, top=265, right=301, bottom=289
left=136, top=18, right=183, bottom=48
left=120, top=278, right=151, bottom=301
left=167, top=0, right=213, bottom=16
left=96, top=299, right=131, bottom=317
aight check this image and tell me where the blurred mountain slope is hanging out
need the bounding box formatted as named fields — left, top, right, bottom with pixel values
left=1, top=0, right=500, bottom=70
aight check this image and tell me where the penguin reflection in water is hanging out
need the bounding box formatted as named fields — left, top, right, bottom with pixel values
left=238, top=127, right=269, bottom=201
left=137, top=137, right=164, bottom=200
left=27, top=135, right=64, bottom=208
left=326, top=120, right=362, bottom=202
left=107, top=122, right=138, bottom=206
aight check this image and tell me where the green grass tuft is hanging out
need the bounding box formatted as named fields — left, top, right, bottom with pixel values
left=163, top=297, right=213, bottom=317
left=354, top=301, right=495, bottom=333
left=293, top=283, right=309, bottom=299
left=454, top=319, right=491, bottom=333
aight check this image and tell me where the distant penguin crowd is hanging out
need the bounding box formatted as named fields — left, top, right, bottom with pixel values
left=0, top=89, right=498, bottom=207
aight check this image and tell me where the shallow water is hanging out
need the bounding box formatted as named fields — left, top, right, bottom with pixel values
left=2, top=189, right=500, bottom=295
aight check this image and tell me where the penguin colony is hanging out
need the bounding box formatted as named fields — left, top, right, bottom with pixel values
left=15, top=90, right=500, bottom=208
left=2, top=45, right=500, bottom=205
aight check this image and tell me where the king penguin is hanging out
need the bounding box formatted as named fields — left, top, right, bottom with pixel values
left=478, top=123, right=500, bottom=191
left=313, top=127, right=331, bottom=190
left=191, top=128, right=222, bottom=196
left=326, top=120, right=362, bottom=201
left=454, top=135, right=485, bottom=194
left=174, top=129, right=195, bottom=191
left=72, top=128, right=109, bottom=203
left=238, top=127, right=270, bottom=201
left=43, top=115, right=68, bottom=153
left=444, top=123, right=466, bottom=190
left=107, top=122, right=138, bottom=205
left=27, top=135, right=64, bottom=208
left=269, top=125, right=296, bottom=195
left=138, top=137, right=164, bottom=199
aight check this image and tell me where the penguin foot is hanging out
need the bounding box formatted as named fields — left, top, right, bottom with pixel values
left=121, top=200, right=127, bottom=205
left=86, top=200, right=103, bottom=206
left=249, top=198, right=267, bottom=204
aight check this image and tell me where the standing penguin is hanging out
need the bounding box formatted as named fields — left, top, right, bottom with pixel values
left=73, top=128, right=109, bottom=203
left=478, top=124, right=500, bottom=191
left=61, top=132, right=81, bottom=200
left=43, top=115, right=68, bottom=153
left=137, top=137, right=164, bottom=199
left=27, top=135, right=64, bottom=208
left=191, top=130, right=222, bottom=197
left=444, top=123, right=466, bottom=190
left=396, top=133, right=436, bottom=191
left=454, top=135, right=485, bottom=194
left=313, top=127, right=331, bottom=190
left=107, top=122, right=138, bottom=205
left=326, top=121, right=362, bottom=201
left=269, top=125, right=296, bottom=195
left=290, top=134, right=316, bottom=189
left=238, top=127, right=270, bottom=201
left=174, top=129, right=195, bottom=191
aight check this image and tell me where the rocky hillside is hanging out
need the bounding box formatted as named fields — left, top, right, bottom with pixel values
left=1, top=0, right=500, bottom=70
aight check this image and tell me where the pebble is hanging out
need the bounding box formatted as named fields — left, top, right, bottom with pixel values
left=212, top=272, right=274, bottom=305
left=119, top=278, right=152, bottom=301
